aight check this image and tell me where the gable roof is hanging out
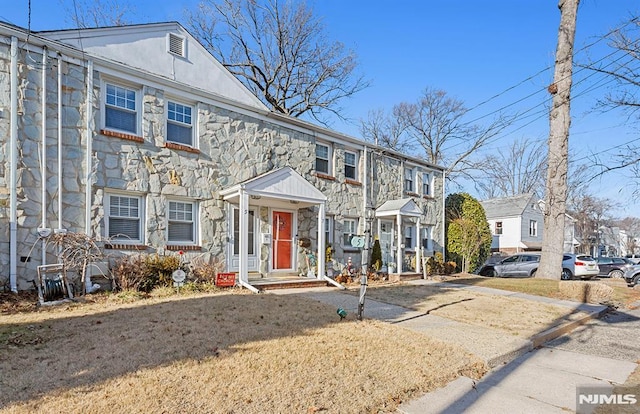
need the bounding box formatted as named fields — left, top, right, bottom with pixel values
left=480, top=193, right=537, bottom=220
left=375, top=198, right=422, bottom=217
left=220, top=166, right=326, bottom=208
left=39, top=22, right=267, bottom=110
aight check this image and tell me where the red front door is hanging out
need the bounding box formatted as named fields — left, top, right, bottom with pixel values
left=272, top=211, right=293, bottom=270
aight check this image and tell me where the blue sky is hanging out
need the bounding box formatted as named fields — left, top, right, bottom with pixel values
left=2, top=1, right=639, bottom=217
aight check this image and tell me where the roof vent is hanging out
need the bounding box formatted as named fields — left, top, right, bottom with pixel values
left=168, top=33, right=185, bottom=57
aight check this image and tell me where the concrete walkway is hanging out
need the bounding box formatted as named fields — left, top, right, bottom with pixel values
left=268, top=279, right=639, bottom=413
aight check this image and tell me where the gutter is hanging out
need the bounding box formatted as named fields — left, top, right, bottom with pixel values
left=40, top=46, right=48, bottom=267
left=84, top=59, right=99, bottom=294
left=9, top=36, right=18, bottom=292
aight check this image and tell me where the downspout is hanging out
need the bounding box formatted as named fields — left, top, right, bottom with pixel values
left=9, top=36, right=18, bottom=292
left=442, top=170, right=446, bottom=260
left=40, top=46, right=48, bottom=267
left=57, top=54, right=63, bottom=234
left=84, top=60, right=99, bottom=294
left=238, top=279, right=260, bottom=294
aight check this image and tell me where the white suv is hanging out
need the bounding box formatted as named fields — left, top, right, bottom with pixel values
left=561, top=254, right=599, bottom=280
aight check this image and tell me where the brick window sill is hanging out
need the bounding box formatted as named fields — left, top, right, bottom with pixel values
left=345, top=179, right=362, bottom=186
left=422, top=195, right=434, bottom=200
left=165, top=142, right=200, bottom=154
left=101, top=129, right=144, bottom=143
left=166, top=245, right=202, bottom=251
left=314, top=172, right=336, bottom=181
left=105, top=243, right=148, bottom=251
left=404, top=191, right=420, bottom=197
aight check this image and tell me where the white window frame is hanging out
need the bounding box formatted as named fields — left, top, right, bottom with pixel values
left=325, top=216, right=334, bottom=246
left=102, top=80, right=141, bottom=135
left=342, top=218, right=357, bottom=247
left=404, top=226, right=415, bottom=250
left=421, top=226, right=433, bottom=251
left=167, top=33, right=186, bottom=58
left=529, top=220, right=538, bottom=237
left=167, top=199, right=198, bottom=245
left=404, top=167, right=415, bottom=192
left=105, top=193, right=144, bottom=244
left=232, top=207, right=257, bottom=256
left=344, top=150, right=358, bottom=180
left=166, top=99, right=195, bottom=147
left=315, top=142, right=333, bottom=175
left=422, top=172, right=431, bottom=196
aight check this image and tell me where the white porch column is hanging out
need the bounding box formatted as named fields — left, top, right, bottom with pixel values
left=396, top=213, right=402, bottom=274
left=239, top=188, right=249, bottom=284
left=317, top=202, right=326, bottom=279
left=416, top=221, right=422, bottom=274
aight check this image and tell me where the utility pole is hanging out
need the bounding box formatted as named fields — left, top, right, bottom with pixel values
left=538, top=0, right=580, bottom=279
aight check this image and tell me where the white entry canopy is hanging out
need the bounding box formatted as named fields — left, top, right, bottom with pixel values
left=375, top=198, right=422, bottom=217
left=220, top=166, right=327, bottom=208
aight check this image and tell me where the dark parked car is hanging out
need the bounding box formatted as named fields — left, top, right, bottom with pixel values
left=478, top=253, right=540, bottom=278
left=624, top=265, right=640, bottom=288
left=595, top=257, right=634, bottom=278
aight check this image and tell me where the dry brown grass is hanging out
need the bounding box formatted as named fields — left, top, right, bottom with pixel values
left=0, top=290, right=485, bottom=413
left=361, top=284, right=591, bottom=337
left=444, top=275, right=640, bottom=309
left=558, top=281, right=614, bottom=304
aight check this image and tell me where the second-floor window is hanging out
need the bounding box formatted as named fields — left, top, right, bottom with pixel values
left=107, top=194, right=143, bottom=243
left=404, top=168, right=415, bottom=192
left=105, top=83, right=138, bottom=134
left=167, top=101, right=194, bottom=146
left=529, top=220, right=538, bottom=237
left=422, top=173, right=431, bottom=196
left=316, top=143, right=331, bottom=175
left=344, top=151, right=357, bottom=180
left=168, top=201, right=197, bottom=244
left=495, top=222, right=503, bottom=235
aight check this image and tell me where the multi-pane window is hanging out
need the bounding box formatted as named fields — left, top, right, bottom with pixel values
left=343, top=219, right=357, bottom=246
left=105, top=83, right=137, bottom=134
left=325, top=216, right=334, bottom=245
left=495, top=222, right=503, bottom=235
left=167, top=101, right=193, bottom=146
left=316, top=143, right=331, bottom=175
left=404, top=168, right=414, bottom=192
left=422, top=173, right=431, bottom=196
left=404, top=226, right=414, bottom=249
left=344, top=151, right=357, bottom=180
left=422, top=226, right=432, bottom=250
left=233, top=209, right=255, bottom=255
left=529, top=220, right=538, bottom=237
left=168, top=201, right=196, bottom=243
left=107, top=195, right=142, bottom=242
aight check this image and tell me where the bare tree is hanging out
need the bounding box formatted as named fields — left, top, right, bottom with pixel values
left=360, top=88, right=512, bottom=183
left=63, top=0, right=138, bottom=28
left=186, top=0, right=369, bottom=124
left=538, top=0, right=580, bottom=280
left=359, top=108, right=412, bottom=153
left=567, top=195, right=619, bottom=255
left=472, top=137, right=547, bottom=199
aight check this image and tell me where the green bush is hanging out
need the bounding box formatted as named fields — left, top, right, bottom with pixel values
left=369, top=238, right=383, bottom=271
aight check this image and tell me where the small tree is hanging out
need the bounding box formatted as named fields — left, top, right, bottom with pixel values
left=445, top=193, right=492, bottom=273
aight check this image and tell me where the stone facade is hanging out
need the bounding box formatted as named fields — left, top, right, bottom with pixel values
left=0, top=24, right=445, bottom=291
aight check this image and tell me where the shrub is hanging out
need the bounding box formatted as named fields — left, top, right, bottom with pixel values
left=112, top=253, right=180, bottom=292
left=369, top=238, right=383, bottom=271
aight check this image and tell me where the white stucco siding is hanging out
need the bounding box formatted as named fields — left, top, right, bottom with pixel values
left=40, top=25, right=267, bottom=110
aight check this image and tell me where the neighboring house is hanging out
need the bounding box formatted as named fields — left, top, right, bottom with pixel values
left=0, top=21, right=445, bottom=292
left=482, top=194, right=578, bottom=255
left=481, top=194, right=543, bottom=254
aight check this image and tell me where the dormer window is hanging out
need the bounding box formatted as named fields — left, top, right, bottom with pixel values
left=168, top=33, right=185, bottom=57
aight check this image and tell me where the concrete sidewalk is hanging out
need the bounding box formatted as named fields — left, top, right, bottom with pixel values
left=269, top=279, right=631, bottom=413
left=270, top=279, right=608, bottom=368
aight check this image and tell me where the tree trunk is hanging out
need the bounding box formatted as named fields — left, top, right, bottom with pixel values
left=538, top=0, right=580, bottom=279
